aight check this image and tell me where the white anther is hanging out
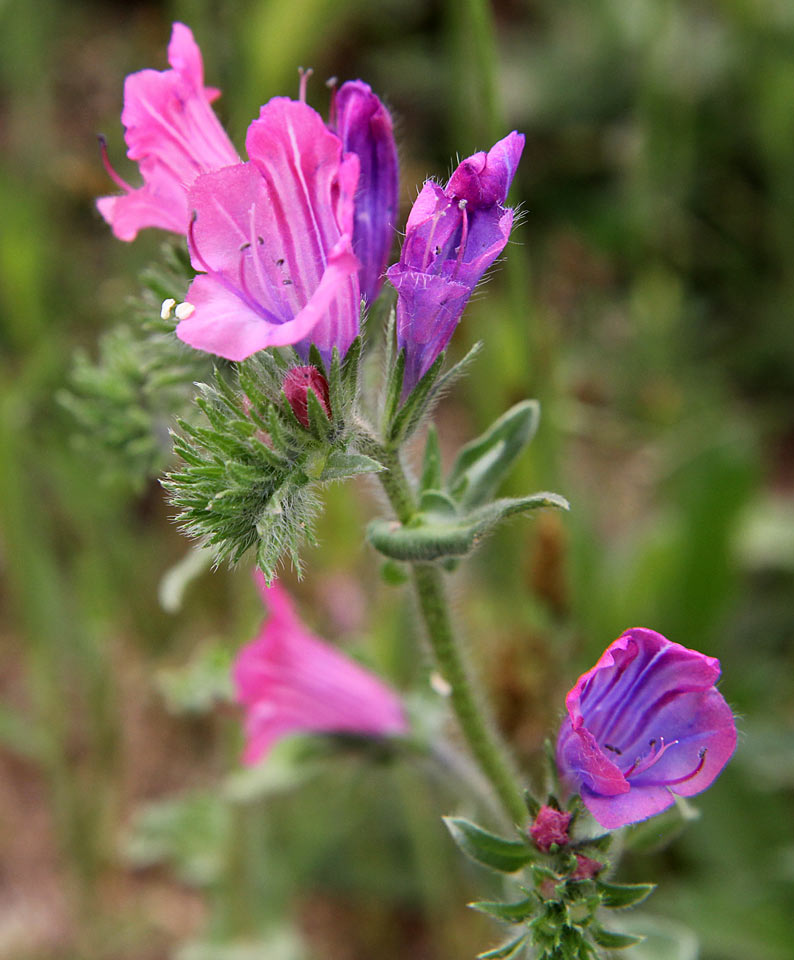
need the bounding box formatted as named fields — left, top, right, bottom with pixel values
left=430, top=671, right=452, bottom=697
left=175, top=301, right=196, bottom=320
left=160, top=297, right=176, bottom=320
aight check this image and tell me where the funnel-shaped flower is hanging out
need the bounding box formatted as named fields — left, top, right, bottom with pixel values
left=97, top=22, right=239, bottom=241
left=556, top=628, right=737, bottom=829
left=175, top=98, right=361, bottom=365
left=386, top=131, right=524, bottom=393
left=331, top=81, right=399, bottom=304
left=234, top=573, right=408, bottom=765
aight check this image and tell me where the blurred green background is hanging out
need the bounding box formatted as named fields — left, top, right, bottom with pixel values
left=1, top=0, right=793, bottom=958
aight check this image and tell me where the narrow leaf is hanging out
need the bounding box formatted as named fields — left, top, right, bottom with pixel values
left=597, top=881, right=655, bottom=909
left=444, top=817, right=535, bottom=873
left=590, top=926, right=644, bottom=949
left=448, top=400, right=541, bottom=509
left=478, top=933, right=529, bottom=960
left=469, top=897, right=536, bottom=923
left=320, top=451, right=385, bottom=482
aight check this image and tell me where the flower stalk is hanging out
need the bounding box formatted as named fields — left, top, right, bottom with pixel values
left=376, top=444, right=527, bottom=826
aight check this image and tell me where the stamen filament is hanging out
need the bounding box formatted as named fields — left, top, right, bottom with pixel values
left=97, top=135, right=133, bottom=192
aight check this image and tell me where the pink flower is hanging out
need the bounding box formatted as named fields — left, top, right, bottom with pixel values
left=234, top=573, right=408, bottom=765
left=529, top=805, right=572, bottom=852
left=283, top=366, right=332, bottom=428
left=97, top=23, right=239, bottom=241
left=556, top=628, right=737, bottom=829
left=175, top=98, right=361, bottom=365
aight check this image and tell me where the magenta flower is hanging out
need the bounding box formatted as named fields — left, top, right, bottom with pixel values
left=556, top=628, right=737, bottom=830
left=234, top=573, right=408, bottom=765
left=175, top=98, right=361, bottom=364
left=386, top=131, right=524, bottom=393
left=97, top=23, right=239, bottom=241
left=529, top=805, right=572, bottom=852
left=330, top=81, right=399, bottom=304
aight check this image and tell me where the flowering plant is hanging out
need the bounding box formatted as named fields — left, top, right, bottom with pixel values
left=77, top=21, right=739, bottom=960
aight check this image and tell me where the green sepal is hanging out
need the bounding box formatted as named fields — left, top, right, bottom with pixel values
left=597, top=881, right=655, bottom=909
left=420, top=424, right=442, bottom=492
left=432, top=339, right=484, bottom=395
left=448, top=400, right=540, bottom=509
left=305, top=384, right=334, bottom=442
left=590, top=926, right=644, bottom=949
left=368, top=493, right=569, bottom=562
left=307, top=343, right=327, bottom=377
left=382, top=346, right=406, bottom=430
left=524, top=790, right=541, bottom=819
left=319, top=451, right=385, bottom=482
left=388, top=351, right=445, bottom=444
left=469, top=897, right=536, bottom=923
left=477, top=933, right=529, bottom=960
left=444, top=817, right=536, bottom=873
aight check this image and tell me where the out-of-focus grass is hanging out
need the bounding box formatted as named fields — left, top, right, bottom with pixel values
left=1, top=0, right=793, bottom=958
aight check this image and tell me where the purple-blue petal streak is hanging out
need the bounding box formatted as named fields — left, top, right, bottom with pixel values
left=556, top=628, right=736, bottom=829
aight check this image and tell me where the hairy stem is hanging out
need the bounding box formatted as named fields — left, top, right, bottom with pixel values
left=377, top=446, right=526, bottom=825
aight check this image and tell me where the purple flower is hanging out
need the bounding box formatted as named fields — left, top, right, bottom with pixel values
left=97, top=23, right=239, bottom=241
left=330, top=81, right=399, bottom=304
left=386, top=132, right=524, bottom=393
left=234, top=573, right=408, bottom=765
left=175, top=98, right=361, bottom=365
left=556, top=628, right=737, bottom=830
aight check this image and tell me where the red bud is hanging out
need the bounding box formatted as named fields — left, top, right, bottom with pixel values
left=283, top=366, right=331, bottom=428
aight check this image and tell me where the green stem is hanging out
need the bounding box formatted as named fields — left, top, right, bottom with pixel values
left=377, top=448, right=526, bottom=826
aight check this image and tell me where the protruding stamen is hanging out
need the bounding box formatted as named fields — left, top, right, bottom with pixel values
left=660, top=748, right=708, bottom=787
left=97, top=134, right=133, bottom=192
left=174, top=302, right=195, bottom=320
left=624, top=737, right=679, bottom=779
left=298, top=67, right=314, bottom=104
left=160, top=298, right=176, bottom=320
left=326, top=76, right=338, bottom=128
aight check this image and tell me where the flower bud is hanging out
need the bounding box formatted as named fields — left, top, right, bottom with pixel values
left=572, top=854, right=603, bottom=880
left=529, top=805, right=572, bottom=852
left=283, top=365, right=331, bottom=428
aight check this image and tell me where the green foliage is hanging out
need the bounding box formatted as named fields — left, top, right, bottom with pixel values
left=122, top=790, right=231, bottom=887
left=163, top=340, right=381, bottom=581
left=59, top=245, right=209, bottom=492
left=447, top=401, right=541, bottom=510
left=444, top=816, right=537, bottom=873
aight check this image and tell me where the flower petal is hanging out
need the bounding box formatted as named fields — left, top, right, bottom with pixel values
left=446, top=131, right=525, bottom=208
left=98, top=22, right=238, bottom=241
left=332, top=80, right=399, bottom=303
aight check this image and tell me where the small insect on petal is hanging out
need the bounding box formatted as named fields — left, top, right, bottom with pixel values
left=160, top=297, right=177, bottom=320
left=175, top=301, right=196, bottom=320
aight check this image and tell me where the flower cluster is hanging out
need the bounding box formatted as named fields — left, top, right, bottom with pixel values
left=98, top=22, right=522, bottom=385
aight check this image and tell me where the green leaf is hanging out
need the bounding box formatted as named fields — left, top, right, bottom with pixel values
left=469, top=897, right=536, bottom=923
left=444, top=817, right=535, bottom=873
left=368, top=493, right=570, bottom=562
left=420, top=423, right=442, bottom=492
left=448, top=400, right=541, bottom=509
left=388, top=351, right=445, bottom=443
left=382, top=345, right=406, bottom=430
left=590, top=926, right=644, bottom=949
left=320, top=451, right=385, bottom=482
left=478, top=933, right=529, bottom=959
left=598, top=881, right=656, bottom=909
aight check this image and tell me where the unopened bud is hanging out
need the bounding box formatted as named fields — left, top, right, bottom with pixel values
left=283, top=366, right=331, bottom=428
left=529, top=805, right=572, bottom=852
left=571, top=853, right=602, bottom=880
